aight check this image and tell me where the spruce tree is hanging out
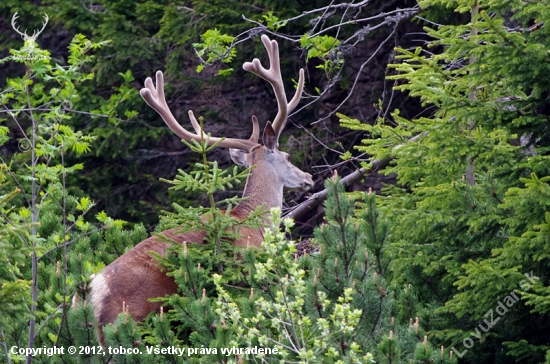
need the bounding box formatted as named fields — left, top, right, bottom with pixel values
left=340, top=0, right=550, bottom=362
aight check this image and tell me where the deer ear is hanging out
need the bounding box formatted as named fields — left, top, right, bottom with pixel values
left=262, top=121, right=277, bottom=151
left=229, top=148, right=249, bottom=167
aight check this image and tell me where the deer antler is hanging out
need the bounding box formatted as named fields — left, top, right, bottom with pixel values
left=11, top=12, right=26, bottom=40
left=243, top=35, right=305, bottom=141
left=32, top=14, right=49, bottom=40
left=140, top=71, right=259, bottom=152
left=11, top=11, right=49, bottom=41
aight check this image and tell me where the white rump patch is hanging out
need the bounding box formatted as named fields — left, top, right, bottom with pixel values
left=89, top=273, right=110, bottom=318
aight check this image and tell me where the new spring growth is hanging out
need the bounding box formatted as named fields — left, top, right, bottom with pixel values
left=440, top=346, right=444, bottom=359
left=423, top=335, right=428, bottom=348
left=2, top=186, right=22, bottom=201
left=160, top=306, right=164, bottom=321
left=183, top=241, right=187, bottom=257
left=332, top=169, right=338, bottom=182
left=197, top=263, right=201, bottom=273
left=56, top=261, right=60, bottom=277
left=250, top=288, right=254, bottom=300
left=295, top=253, right=298, bottom=263
left=391, top=316, right=394, bottom=327
left=202, top=288, right=206, bottom=305
left=414, top=317, right=419, bottom=334
left=123, top=302, right=130, bottom=323
left=389, top=330, right=393, bottom=340
left=368, top=187, right=373, bottom=197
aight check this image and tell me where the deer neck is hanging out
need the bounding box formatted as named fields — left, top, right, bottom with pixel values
left=237, top=161, right=283, bottom=215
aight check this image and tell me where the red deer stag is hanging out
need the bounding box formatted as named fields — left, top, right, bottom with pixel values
left=89, top=35, right=313, bottom=346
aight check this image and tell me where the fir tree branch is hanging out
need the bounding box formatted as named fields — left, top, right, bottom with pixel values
left=37, top=228, right=105, bottom=262
left=33, top=303, right=64, bottom=340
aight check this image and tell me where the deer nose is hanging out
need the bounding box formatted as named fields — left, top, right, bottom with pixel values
left=302, top=173, right=314, bottom=191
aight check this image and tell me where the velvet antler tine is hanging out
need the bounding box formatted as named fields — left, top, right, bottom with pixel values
left=242, top=35, right=304, bottom=142
left=250, top=116, right=260, bottom=144
left=155, top=71, right=164, bottom=102
left=288, top=69, right=305, bottom=112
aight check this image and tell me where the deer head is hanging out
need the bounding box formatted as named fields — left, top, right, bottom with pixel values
left=140, top=34, right=313, bottom=206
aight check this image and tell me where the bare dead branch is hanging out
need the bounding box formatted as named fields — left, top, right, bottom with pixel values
left=283, top=158, right=391, bottom=221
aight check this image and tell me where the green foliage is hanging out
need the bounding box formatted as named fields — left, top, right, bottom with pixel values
left=262, top=11, right=287, bottom=31
left=215, top=209, right=374, bottom=363
left=157, top=132, right=265, bottom=278
left=98, top=133, right=265, bottom=363
left=340, top=0, right=550, bottom=362
left=0, top=167, right=34, bottom=335
left=0, top=33, right=147, bottom=364
left=300, top=35, right=343, bottom=76
left=193, top=29, right=235, bottom=74
left=213, top=176, right=457, bottom=363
